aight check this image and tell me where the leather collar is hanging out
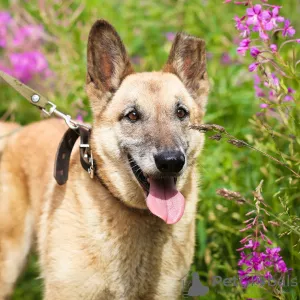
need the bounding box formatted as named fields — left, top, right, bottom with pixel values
left=54, top=125, right=95, bottom=185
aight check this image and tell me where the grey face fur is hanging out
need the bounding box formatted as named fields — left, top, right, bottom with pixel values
left=86, top=20, right=209, bottom=206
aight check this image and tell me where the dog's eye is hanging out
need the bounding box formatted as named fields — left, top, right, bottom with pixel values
left=126, top=110, right=139, bottom=122
left=176, top=107, right=188, bottom=120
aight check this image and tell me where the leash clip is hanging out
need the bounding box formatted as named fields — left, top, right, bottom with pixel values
left=42, top=101, right=79, bottom=130
left=80, top=143, right=94, bottom=179
left=88, top=151, right=94, bottom=179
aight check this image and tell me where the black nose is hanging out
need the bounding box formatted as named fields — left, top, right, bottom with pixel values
left=154, top=150, right=185, bottom=173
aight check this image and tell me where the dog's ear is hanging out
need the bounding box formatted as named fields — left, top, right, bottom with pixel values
left=163, top=32, right=209, bottom=109
left=86, top=20, right=134, bottom=109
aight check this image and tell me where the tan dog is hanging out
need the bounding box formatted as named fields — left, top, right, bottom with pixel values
left=0, top=122, right=20, bottom=154
left=0, top=20, right=209, bottom=299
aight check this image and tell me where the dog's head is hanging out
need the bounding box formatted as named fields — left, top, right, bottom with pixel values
left=86, top=20, right=209, bottom=224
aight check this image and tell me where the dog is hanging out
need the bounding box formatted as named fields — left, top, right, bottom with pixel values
left=0, top=20, right=209, bottom=299
left=0, top=122, right=20, bottom=155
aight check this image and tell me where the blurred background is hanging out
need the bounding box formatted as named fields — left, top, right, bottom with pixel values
left=0, top=0, right=299, bottom=299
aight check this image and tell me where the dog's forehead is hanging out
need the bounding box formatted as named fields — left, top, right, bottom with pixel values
left=118, top=72, right=189, bottom=102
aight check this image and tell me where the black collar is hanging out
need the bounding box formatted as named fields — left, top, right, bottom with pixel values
left=54, top=125, right=95, bottom=185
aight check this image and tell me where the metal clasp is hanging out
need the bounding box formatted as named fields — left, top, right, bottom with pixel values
left=88, top=151, right=94, bottom=179
left=42, top=101, right=79, bottom=130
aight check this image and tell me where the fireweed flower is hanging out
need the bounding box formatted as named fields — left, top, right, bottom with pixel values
left=228, top=1, right=299, bottom=113
left=260, top=103, right=268, bottom=108
left=0, top=11, right=12, bottom=48
left=284, top=87, right=295, bottom=102
left=250, top=47, right=260, bottom=57
left=237, top=38, right=251, bottom=56
left=13, top=25, right=44, bottom=47
left=282, top=20, right=296, bottom=37
left=165, top=32, right=175, bottom=42
left=262, top=6, right=284, bottom=31
left=9, top=51, right=50, bottom=83
left=0, top=10, right=51, bottom=83
left=234, top=182, right=293, bottom=289
left=270, top=44, right=277, bottom=52
left=246, top=4, right=262, bottom=26
left=237, top=201, right=291, bottom=287
left=249, top=62, right=259, bottom=72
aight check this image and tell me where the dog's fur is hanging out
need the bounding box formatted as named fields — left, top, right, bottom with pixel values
left=0, top=20, right=209, bottom=299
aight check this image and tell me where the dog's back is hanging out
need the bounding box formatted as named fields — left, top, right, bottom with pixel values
left=0, top=121, right=20, bottom=154
left=0, top=118, right=67, bottom=299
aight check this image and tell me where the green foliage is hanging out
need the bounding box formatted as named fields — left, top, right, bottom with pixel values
left=0, top=0, right=299, bottom=299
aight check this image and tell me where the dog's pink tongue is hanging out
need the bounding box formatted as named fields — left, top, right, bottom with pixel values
left=146, top=178, right=185, bottom=224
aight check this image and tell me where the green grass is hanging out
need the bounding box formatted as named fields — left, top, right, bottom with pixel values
left=0, top=0, right=299, bottom=299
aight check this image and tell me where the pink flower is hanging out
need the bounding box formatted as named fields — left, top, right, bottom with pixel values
left=237, top=38, right=251, bottom=56
left=262, top=6, right=284, bottom=31
left=270, top=44, right=277, bottom=52
left=9, top=51, right=50, bottom=83
left=250, top=47, right=260, bottom=57
left=13, top=25, right=44, bottom=47
left=234, top=16, right=250, bottom=37
left=282, top=20, right=296, bottom=37
left=76, top=114, right=84, bottom=122
left=284, top=87, right=295, bottom=102
left=246, top=4, right=262, bottom=26
left=260, top=103, right=269, bottom=108
left=249, top=62, right=259, bottom=72
left=259, top=30, right=269, bottom=40
left=0, top=11, right=12, bottom=48
left=165, top=32, right=175, bottom=42
left=221, top=52, right=232, bottom=65
left=270, top=73, right=279, bottom=87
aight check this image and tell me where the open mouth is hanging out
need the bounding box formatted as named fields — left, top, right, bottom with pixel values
left=128, top=154, right=150, bottom=192
left=128, top=154, right=185, bottom=225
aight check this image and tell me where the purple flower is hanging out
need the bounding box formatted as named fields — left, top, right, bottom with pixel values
left=270, top=44, right=277, bottom=52
left=165, top=32, right=175, bottom=42
left=234, top=16, right=250, bottom=37
left=13, top=25, right=44, bottom=46
left=259, top=30, right=269, bottom=41
left=250, top=47, right=260, bottom=57
left=76, top=114, right=84, bottom=122
left=265, top=271, right=272, bottom=280
left=262, top=6, right=284, bottom=31
left=275, top=260, right=288, bottom=273
left=238, top=246, right=291, bottom=288
left=221, top=52, right=232, bottom=65
left=282, top=20, right=296, bottom=37
left=0, top=64, right=14, bottom=76
left=246, top=4, right=262, bottom=26
left=268, top=90, right=276, bottom=101
left=270, top=73, right=279, bottom=87
left=260, top=103, right=269, bottom=108
left=297, top=39, right=300, bottom=43
left=9, top=51, right=50, bottom=83
left=0, top=11, right=12, bottom=48
left=254, top=74, right=260, bottom=85
left=284, top=87, right=295, bottom=102
left=0, top=11, right=11, bottom=23
left=237, top=38, right=251, bottom=56
left=249, top=62, right=259, bottom=72
left=255, top=87, right=265, bottom=97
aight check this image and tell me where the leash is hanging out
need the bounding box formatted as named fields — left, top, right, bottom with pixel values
left=0, top=70, right=95, bottom=185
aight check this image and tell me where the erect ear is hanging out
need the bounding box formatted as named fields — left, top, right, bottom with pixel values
left=86, top=20, right=134, bottom=108
left=163, top=32, right=209, bottom=109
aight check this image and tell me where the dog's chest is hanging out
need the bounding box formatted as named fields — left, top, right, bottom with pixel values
left=84, top=215, right=193, bottom=299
